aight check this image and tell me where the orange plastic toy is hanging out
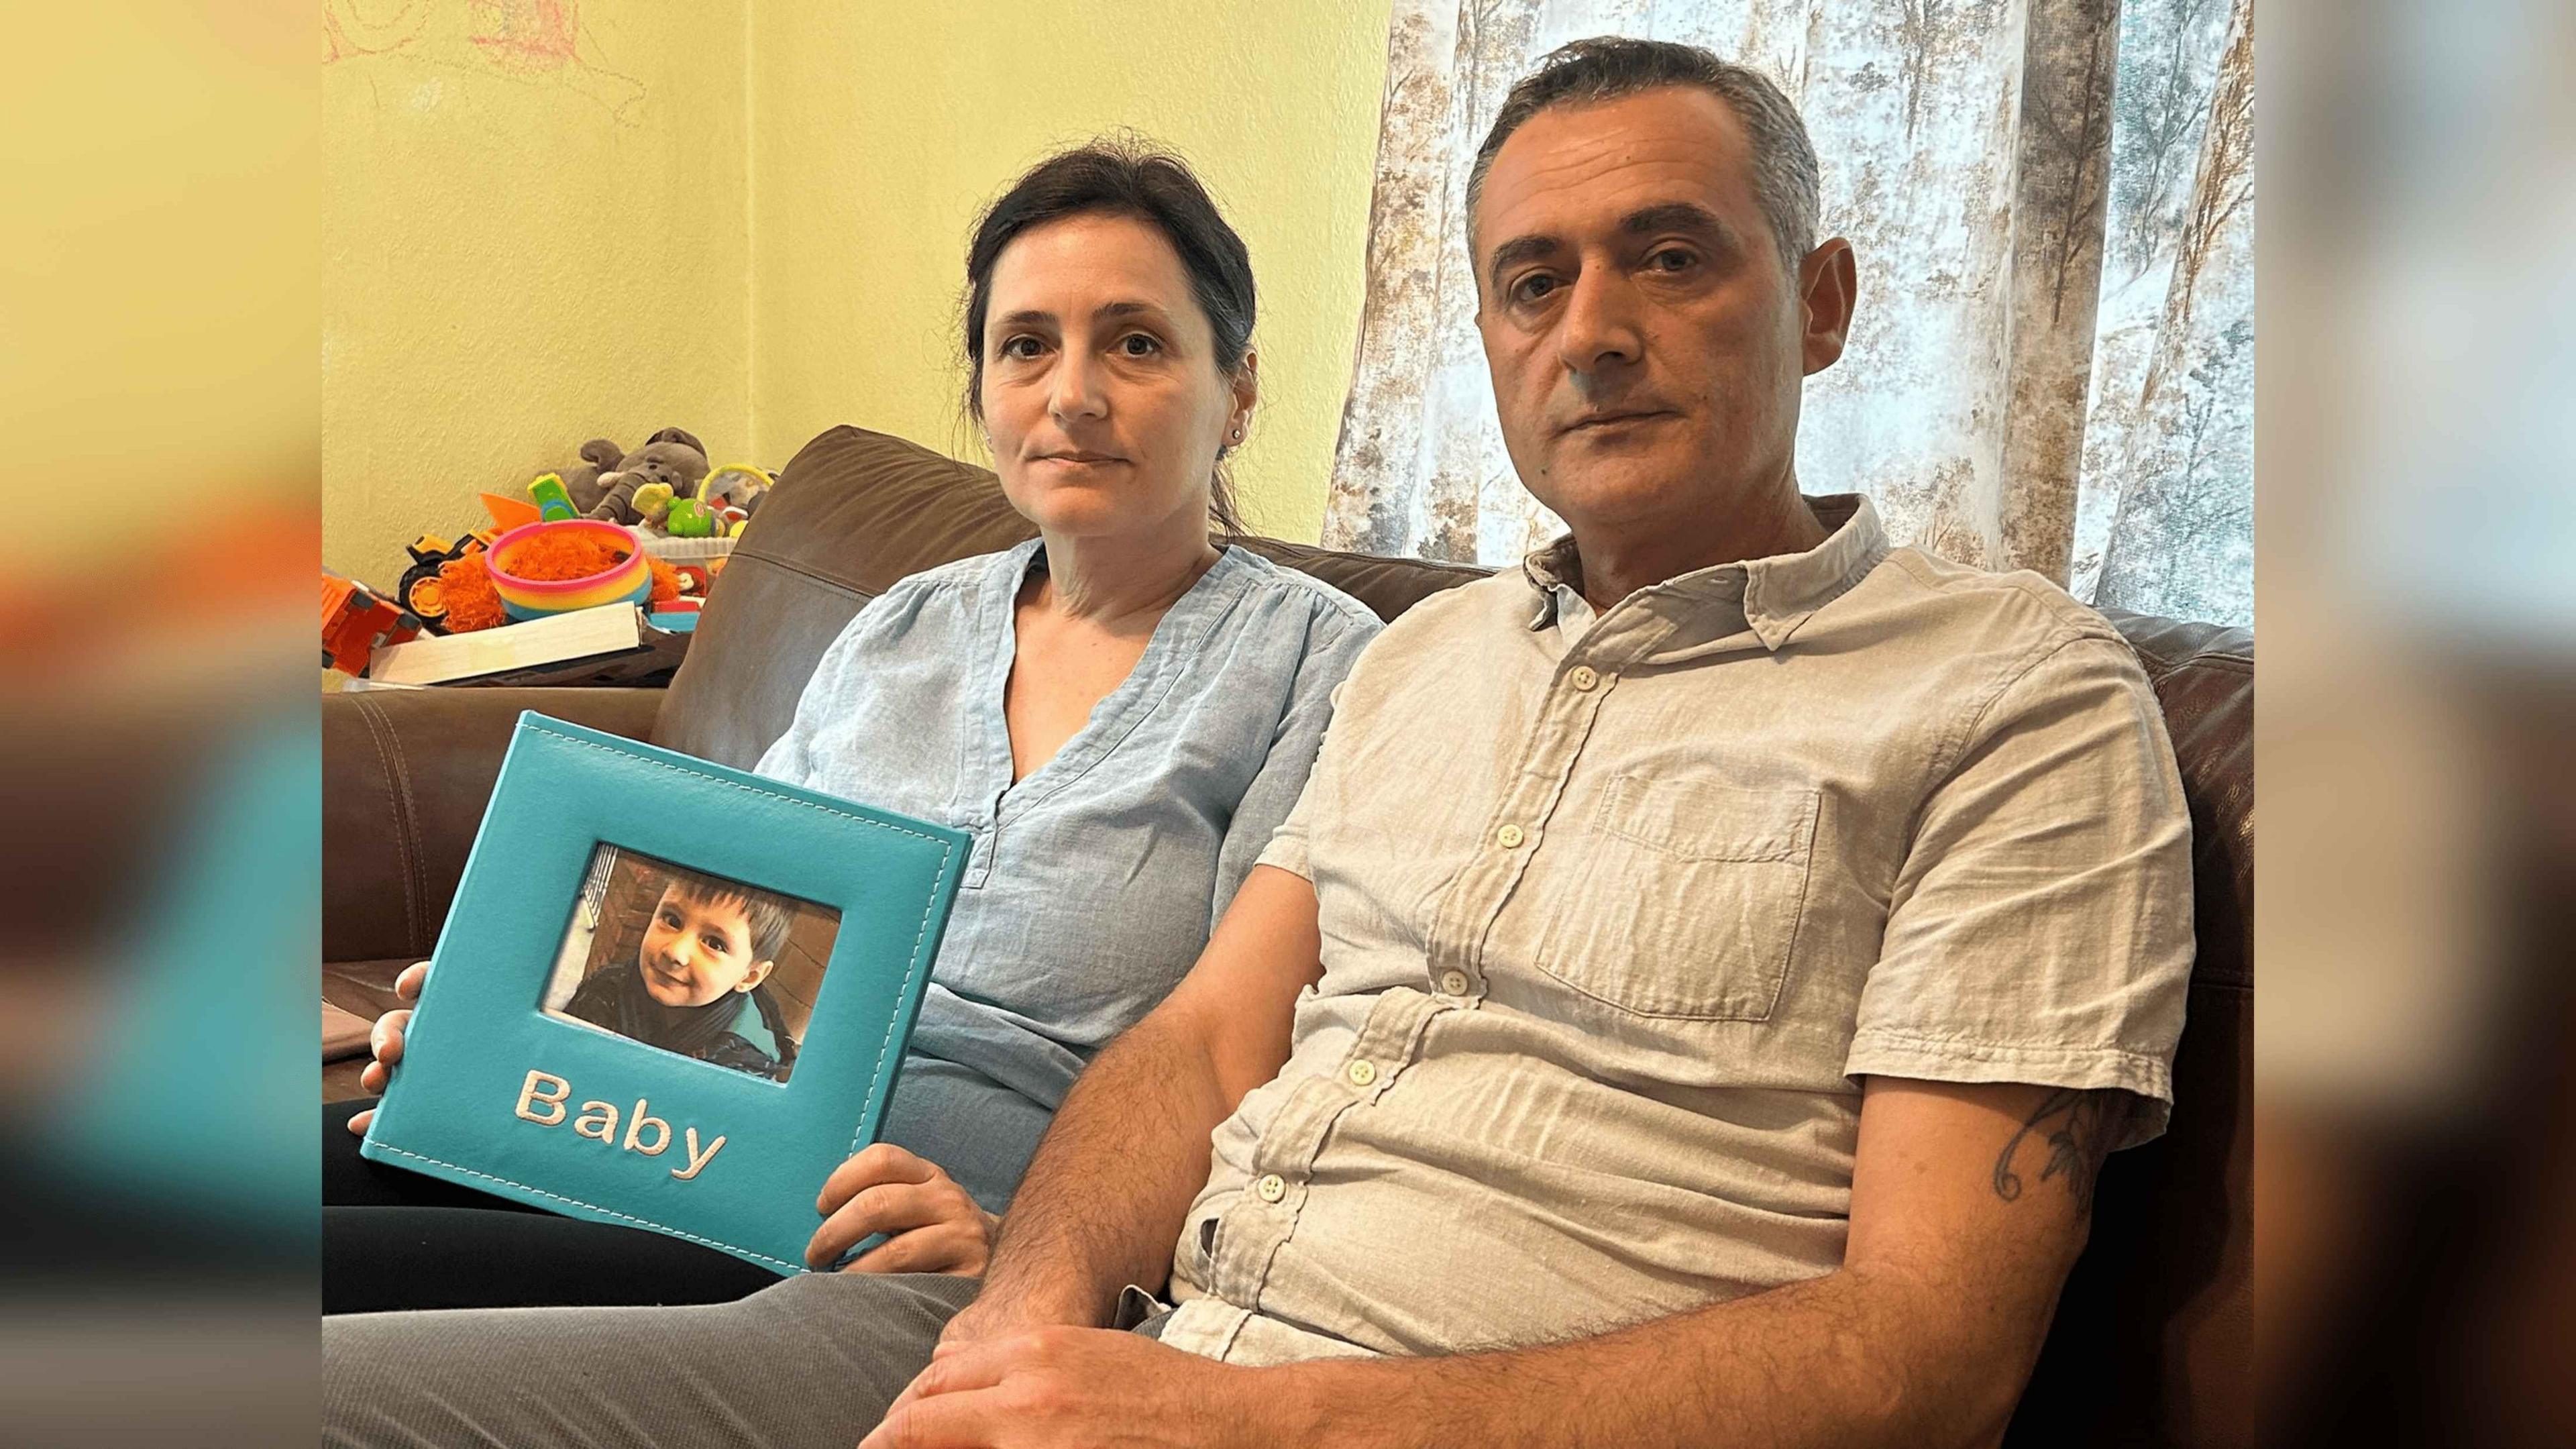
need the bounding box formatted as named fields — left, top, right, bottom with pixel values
left=323, top=574, right=421, bottom=674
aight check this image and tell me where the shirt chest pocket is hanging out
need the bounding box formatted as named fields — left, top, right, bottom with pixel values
left=1534, top=777, right=1820, bottom=1022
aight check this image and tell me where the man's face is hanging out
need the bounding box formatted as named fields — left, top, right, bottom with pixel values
left=1473, top=87, right=1833, bottom=537
left=637, top=885, right=772, bottom=1008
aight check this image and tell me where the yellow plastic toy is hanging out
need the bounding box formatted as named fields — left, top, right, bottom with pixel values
left=527, top=472, right=580, bottom=521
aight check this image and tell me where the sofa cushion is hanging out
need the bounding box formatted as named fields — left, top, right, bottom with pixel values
left=656, top=428, right=1023, bottom=769
left=324, top=686, right=663, bottom=966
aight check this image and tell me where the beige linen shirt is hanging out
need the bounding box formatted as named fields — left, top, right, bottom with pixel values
left=1157, top=496, right=2196, bottom=1367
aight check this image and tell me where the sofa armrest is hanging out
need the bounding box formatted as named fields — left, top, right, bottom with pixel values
left=324, top=687, right=663, bottom=967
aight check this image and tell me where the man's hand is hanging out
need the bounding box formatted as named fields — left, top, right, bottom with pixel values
left=863, top=1329, right=1256, bottom=1449
left=808, top=1143, right=999, bottom=1276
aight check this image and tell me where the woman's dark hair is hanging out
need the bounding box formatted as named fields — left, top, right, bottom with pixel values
left=962, top=138, right=1254, bottom=535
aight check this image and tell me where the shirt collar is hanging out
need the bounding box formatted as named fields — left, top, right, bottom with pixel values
left=1521, top=494, right=1886, bottom=655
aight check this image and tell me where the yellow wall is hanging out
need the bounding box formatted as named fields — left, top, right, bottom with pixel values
left=324, top=1, right=1390, bottom=583
left=749, top=1, right=1392, bottom=541
left=323, top=2, right=751, bottom=579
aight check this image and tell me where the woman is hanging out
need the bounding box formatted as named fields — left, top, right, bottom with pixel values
left=323, top=140, right=1381, bottom=1313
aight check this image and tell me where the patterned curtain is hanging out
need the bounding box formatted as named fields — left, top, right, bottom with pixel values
left=1326, top=0, right=2254, bottom=626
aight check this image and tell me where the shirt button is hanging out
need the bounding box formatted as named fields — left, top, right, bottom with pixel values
left=1254, top=1173, right=1287, bottom=1203
left=1438, top=969, right=1470, bottom=996
left=1344, top=1059, right=1377, bottom=1087
left=1494, top=823, right=1526, bottom=849
left=1568, top=665, right=1599, bottom=692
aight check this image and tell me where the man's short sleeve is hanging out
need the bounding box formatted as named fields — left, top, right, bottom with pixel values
left=1252, top=681, right=1353, bottom=883
left=1254, top=782, right=1316, bottom=881
left=1846, top=633, right=2196, bottom=1146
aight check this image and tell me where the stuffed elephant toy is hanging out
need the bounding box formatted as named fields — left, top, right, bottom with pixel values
left=557, top=437, right=628, bottom=516
left=584, top=428, right=710, bottom=527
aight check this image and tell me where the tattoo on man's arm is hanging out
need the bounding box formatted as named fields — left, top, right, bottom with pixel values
left=1990, top=1089, right=2127, bottom=1213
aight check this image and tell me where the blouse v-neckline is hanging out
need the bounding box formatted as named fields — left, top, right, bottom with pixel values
left=969, top=538, right=1246, bottom=825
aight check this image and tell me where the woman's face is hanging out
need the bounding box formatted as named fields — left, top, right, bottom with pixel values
left=978, top=212, right=1254, bottom=542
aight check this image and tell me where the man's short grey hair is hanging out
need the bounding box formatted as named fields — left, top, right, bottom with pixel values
left=1466, top=36, right=1821, bottom=273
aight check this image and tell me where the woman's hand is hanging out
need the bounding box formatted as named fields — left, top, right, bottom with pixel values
left=343, top=960, right=429, bottom=1136
left=806, top=1143, right=1000, bottom=1276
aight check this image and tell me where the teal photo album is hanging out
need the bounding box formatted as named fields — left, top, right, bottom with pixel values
left=360, top=712, right=967, bottom=1275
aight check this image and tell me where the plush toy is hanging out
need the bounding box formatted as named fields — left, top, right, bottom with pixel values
left=639, top=493, right=745, bottom=536
left=559, top=438, right=627, bottom=516
left=631, top=481, right=677, bottom=530
left=585, top=428, right=710, bottom=526
left=643, top=553, right=683, bottom=606
left=437, top=552, right=508, bottom=633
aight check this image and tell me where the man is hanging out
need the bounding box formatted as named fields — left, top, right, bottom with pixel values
left=325, top=38, right=2191, bottom=1449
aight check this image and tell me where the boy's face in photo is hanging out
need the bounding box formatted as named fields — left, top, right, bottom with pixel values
left=637, top=884, right=774, bottom=1008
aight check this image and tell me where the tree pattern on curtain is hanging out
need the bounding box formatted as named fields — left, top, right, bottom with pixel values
left=1325, top=0, right=2253, bottom=626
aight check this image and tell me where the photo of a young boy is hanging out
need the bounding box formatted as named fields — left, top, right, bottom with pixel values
left=547, top=859, right=814, bottom=1081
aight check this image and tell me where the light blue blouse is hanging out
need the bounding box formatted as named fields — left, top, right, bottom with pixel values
left=755, top=539, right=1379, bottom=1210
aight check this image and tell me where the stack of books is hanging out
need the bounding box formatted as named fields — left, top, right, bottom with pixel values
left=356, top=604, right=692, bottom=688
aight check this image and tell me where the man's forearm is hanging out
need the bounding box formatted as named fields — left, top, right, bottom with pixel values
left=977, top=1008, right=1239, bottom=1324
left=1273, top=1262, right=2030, bottom=1449
left=1250, top=1081, right=2111, bottom=1449
left=977, top=865, right=1322, bottom=1328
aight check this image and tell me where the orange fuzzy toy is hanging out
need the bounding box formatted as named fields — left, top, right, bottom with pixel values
left=437, top=553, right=506, bottom=632
left=644, top=553, right=682, bottom=604
left=434, top=535, right=678, bottom=633
left=504, top=527, right=630, bottom=582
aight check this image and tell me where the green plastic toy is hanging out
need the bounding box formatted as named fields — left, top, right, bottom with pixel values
left=663, top=496, right=720, bottom=537
left=527, top=472, right=579, bottom=522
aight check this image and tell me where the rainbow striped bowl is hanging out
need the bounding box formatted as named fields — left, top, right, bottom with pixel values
left=485, top=519, right=653, bottom=621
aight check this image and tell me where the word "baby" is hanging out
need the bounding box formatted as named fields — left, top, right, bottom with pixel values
left=513, top=1070, right=727, bottom=1180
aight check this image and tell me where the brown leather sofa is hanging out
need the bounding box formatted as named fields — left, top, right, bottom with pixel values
left=323, top=425, right=2253, bottom=1447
